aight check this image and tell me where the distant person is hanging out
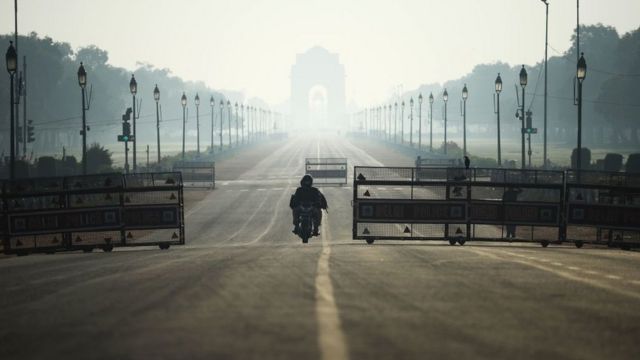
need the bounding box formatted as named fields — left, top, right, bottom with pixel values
left=290, top=175, right=328, bottom=236
left=464, top=156, right=470, bottom=169
left=503, top=187, right=523, bottom=239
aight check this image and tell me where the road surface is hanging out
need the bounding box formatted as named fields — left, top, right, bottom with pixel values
left=1, top=135, right=639, bottom=360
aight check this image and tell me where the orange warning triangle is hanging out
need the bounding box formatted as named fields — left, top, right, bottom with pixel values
left=403, top=226, right=411, bottom=234
left=363, top=190, right=371, bottom=197
left=455, top=227, right=463, bottom=235
left=52, top=236, right=59, bottom=244
left=127, top=232, right=133, bottom=239
left=171, top=232, right=179, bottom=239
left=169, top=193, right=176, bottom=200
left=75, top=235, right=82, bottom=242
left=124, top=196, right=131, bottom=203
left=16, top=239, right=23, bottom=246
left=363, top=228, right=370, bottom=235
left=104, top=237, right=112, bottom=243
left=357, top=173, right=366, bottom=181
left=165, top=178, right=175, bottom=185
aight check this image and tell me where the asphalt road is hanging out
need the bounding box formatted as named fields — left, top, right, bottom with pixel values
left=1, top=135, right=639, bottom=360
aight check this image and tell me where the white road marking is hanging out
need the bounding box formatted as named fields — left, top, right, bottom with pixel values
left=315, top=217, right=349, bottom=360
left=257, top=188, right=266, bottom=191
left=568, top=266, right=581, bottom=271
left=606, top=275, right=622, bottom=280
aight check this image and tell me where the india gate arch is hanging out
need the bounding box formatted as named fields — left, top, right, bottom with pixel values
left=290, top=47, right=346, bottom=129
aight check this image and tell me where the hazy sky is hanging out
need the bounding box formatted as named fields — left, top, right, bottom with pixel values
left=1, top=0, right=639, bottom=105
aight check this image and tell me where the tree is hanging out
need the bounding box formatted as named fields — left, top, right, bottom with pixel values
left=85, top=143, right=113, bottom=174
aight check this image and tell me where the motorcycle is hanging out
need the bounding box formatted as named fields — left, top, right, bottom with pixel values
left=296, top=202, right=316, bottom=244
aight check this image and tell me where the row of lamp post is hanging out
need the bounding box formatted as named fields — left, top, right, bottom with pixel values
left=354, top=54, right=587, bottom=170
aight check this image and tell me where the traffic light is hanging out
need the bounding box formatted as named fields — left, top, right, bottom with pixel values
left=122, top=107, right=132, bottom=121
left=17, top=126, right=23, bottom=143
left=27, top=120, right=35, bottom=143
left=122, top=122, right=131, bottom=136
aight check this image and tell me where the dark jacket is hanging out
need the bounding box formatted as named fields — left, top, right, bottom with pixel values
left=290, top=186, right=328, bottom=209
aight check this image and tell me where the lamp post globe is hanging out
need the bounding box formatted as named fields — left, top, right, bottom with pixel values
left=153, top=84, right=160, bottom=102
left=153, top=84, right=161, bottom=163
left=77, top=62, right=87, bottom=88
left=519, top=65, right=528, bottom=87
left=443, top=89, right=448, bottom=103
left=210, top=95, right=214, bottom=107
left=577, top=52, right=587, bottom=82
left=6, top=41, right=17, bottom=74
left=462, top=84, right=468, bottom=100
left=181, top=93, right=187, bottom=107
left=129, top=74, right=137, bottom=95
left=429, top=93, right=434, bottom=104
left=495, top=73, right=502, bottom=93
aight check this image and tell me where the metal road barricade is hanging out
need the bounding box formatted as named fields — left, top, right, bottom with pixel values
left=352, top=166, right=565, bottom=246
left=2, top=172, right=184, bottom=255
left=305, top=158, right=348, bottom=185
left=173, top=161, right=215, bottom=189
left=415, top=156, right=458, bottom=168
left=564, top=170, right=640, bottom=248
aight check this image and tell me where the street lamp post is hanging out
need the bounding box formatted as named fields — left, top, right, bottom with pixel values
left=77, top=62, right=88, bottom=175
left=443, top=89, right=448, bottom=155
left=219, top=100, right=224, bottom=151
left=129, top=75, right=138, bottom=172
left=519, top=65, right=528, bottom=169
left=542, top=0, right=549, bottom=168
left=576, top=53, right=587, bottom=176
left=181, top=93, right=187, bottom=160
left=462, top=84, right=468, bottom=156
left=209, top=96, right=215, bottom=154
left=195, top=93, right=200, bottom=156
left=6, top=41, right=17, bottom=180
left=394, top=102, right=398, bottom=143
left=418, top=94, right=423, bottom=151
left=154, top=85, right=161, bottom=163
left=429, top=93, right=434, bottom=152
left=235, top=102, right=239, bottom=146
left=227, top=101, right=231, bottom=147
left=401, top=101, right=405, bottom=144
left=494, top=74, right=503, bottom=167
left=241, top=104, right=245, bottom=144
left=409, top=98, right=414, bottom=148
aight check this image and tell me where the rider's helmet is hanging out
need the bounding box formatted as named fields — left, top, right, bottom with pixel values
left=301, top=174, right=313, bottom=187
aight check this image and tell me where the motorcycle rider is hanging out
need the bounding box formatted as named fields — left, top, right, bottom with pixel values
left=290, top=174, right=328, bottom=236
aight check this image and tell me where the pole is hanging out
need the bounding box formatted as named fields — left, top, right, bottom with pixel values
left=210, top=104, right=215, bottom=153
left=81, top=86, right=87, bottom=175
left=124, top=139, right=129, bottom=174
left=463, top=99, right=467, bottom=156
left=409, top=103, right=413, bottom=148
left=394, top=104, right=398, bottom=143
left=14, top=0, right=19, bottom=160
left=496, top=92, right=502, bottom=166
left=219, top=104, right=223, bottom=151
left=577, top=80, right=583, bottom=176
left=227, top=104, right=232, bottom=147
left=444, top=102, right=448, bottom=155
left=146, top=144, right=149, bottom=168
left=400, top=104, right=405, bottom=144
left=235, top=105, right=239, bottom=146
left=156, top=100, right=161, bottom=163
left=429, top=101, right=433, bottom=152
left=22, top=56, right=26, bottom=157
left=543, top=1, right=549, bottom=168
left=418, top=101, right=422, bottom=150
left=9, top=73, right=15, bottom=180
left=521, top=87, right=526, bottom=169
left=196, top=104, right=200, bottom=156
left=181, top=105, right=186, bottom=160
left=132, top=94, right=137, bottom=172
